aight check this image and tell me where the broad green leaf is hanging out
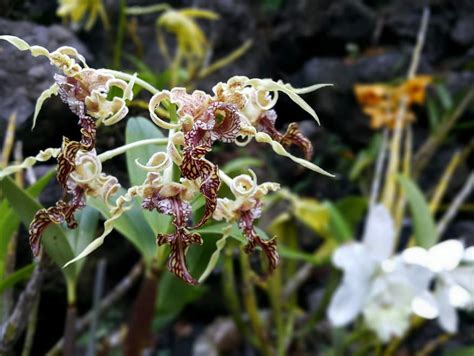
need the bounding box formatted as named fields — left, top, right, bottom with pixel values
left=0, top=176, right=78, bottom=281
left=335, top=196, right=367, bottom=234
left=398, top=175, right=439, bottom=248
left=125, top=117, right=171, bottom=235
left=87, top=192, right=157, bottom=265
left=324, top=202, right=352, bottom=243
left=0, top=170, right=55, bottom=277
left=292, top=198, right=330, bottom=235
left=67, top=206, right=99, bottom=273
left=0, top=263, right=34, bottom=294
left=125, top=117, right=166, bottom=187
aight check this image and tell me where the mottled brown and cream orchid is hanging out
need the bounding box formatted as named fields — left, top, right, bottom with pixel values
left=1, top=35, right=334, bottom=285
left=214, top=171, right=281, bottom=273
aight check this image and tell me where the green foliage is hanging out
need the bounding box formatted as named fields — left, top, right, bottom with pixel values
left=0, top=175, right=99, bottom=288
left=398, top=175, right=439, bottom=248
left=0, top=263, right=34, bottom=294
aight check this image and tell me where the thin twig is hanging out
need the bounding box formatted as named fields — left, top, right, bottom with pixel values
left=0, top=255, right=47, bottom=353
left=21, top=280, right=41, bottom=356
left=437, top=172, right=474, bottom=236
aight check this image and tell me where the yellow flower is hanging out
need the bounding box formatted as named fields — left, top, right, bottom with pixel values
left=354, top=75, right=432, bottom=129
left=57, top=0, right=109, bottom=31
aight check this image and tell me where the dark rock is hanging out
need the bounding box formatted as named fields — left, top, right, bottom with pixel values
left=452, top=15, right=474, bottom=46
left=0, top=18, right=89, bottom=130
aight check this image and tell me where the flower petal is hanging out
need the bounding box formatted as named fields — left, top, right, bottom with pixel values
left=435, top=284, right=458, bottom=333
left=255, top=132, right=334, bottom=177
left=328, top=281, right=365, bottom=327
left=362, top=204, right=395, bottom=261
left=428, top=240, right=464, bottom=272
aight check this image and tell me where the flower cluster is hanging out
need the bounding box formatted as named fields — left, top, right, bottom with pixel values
left=354, top=76, right=432, bottom=129
left=0, top=36, right=333, bottom=285
left=328, top=204, right=474, bottom=341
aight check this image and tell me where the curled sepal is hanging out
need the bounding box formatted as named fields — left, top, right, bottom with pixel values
left=32, top=83, right=59, bottom=129
left=148, top=91, right=183, bottom=129
left=0, top=148, right=60, bottom=179
left=157, top=228, right=203, bottom=285
left=255, top=132, right=334, bottom=177
left=246, top=78, right=332, bottom=125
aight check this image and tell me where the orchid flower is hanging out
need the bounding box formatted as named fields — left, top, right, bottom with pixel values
left=213, top=171, right=280, bottom=274
left=1, top=35, right=335, bottom=285
left=403, top=240, right=474, bottom=333
left=327, top=204, right=433, bottom=342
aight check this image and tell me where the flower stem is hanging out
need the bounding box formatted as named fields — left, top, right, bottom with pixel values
left=98, top=138, right=168, bottom=162
left=239, top=253, right=272, bottom=356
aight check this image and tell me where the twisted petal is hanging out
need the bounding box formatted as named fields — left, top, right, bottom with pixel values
left=157, top=228, right=203, bottom=285
left=280, top=123, right=314, bottom=160
left=0, top=148, right=60, bottom=179
left=255, top=132, right=334, bottom=177
left=32, top=83, right=60, bottom=129
left=29, top=192, right=85, bottom=256
left=64, top=186, right=139, bottom=267
left=149, top=91, right=185, bottom=129
left=246, top=78, right=332, bottom=125
left=239, top=202, right=279, bottom=274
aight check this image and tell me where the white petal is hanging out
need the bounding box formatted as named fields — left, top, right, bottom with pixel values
left=450, top=266, right=474, bottom=296
left=332, top=243, right=377, bottom=279
left=435, top=285, right=458, bottom=333
left=402, top=247, right=430, bottom=269
left=428, top=240, right=464, bottom=272
left=328, top=282, right=365, bottom=327
left=448, top=284, right=472, bottom=309
left=463, top=246, right=474, bottom=262
left=362, top=204, right=395, bottom=261
left=412, top=291, right=439, bottom=319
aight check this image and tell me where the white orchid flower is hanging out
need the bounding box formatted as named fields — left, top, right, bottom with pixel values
left=402, top=240, right=474, bottom=333
left=327, top=204, right=434, bottom=341
left=328, top=204, right=396, bottom=326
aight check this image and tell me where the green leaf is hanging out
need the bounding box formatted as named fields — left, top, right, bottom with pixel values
left=427, top=96, right=440, bottom=132
left=324, top=202, right=352, bottom=243
left=0, top=176, right=78, bottom=281
left=334, top=196, right=367, bottom=234
left=87, top=192, right=157, bottom=265
left=125, top=117, right=171, bottom=235
left=0, top=263, right=34, bottom=294
left=292, top=198, right=330, bottom=235
left=436, top=84, right=453, bottom=111
left=67, top=206, right=99, bottom=273
left=0, top=170, right=55, bottom=275
left=398, top=175, right=439, bottom=248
